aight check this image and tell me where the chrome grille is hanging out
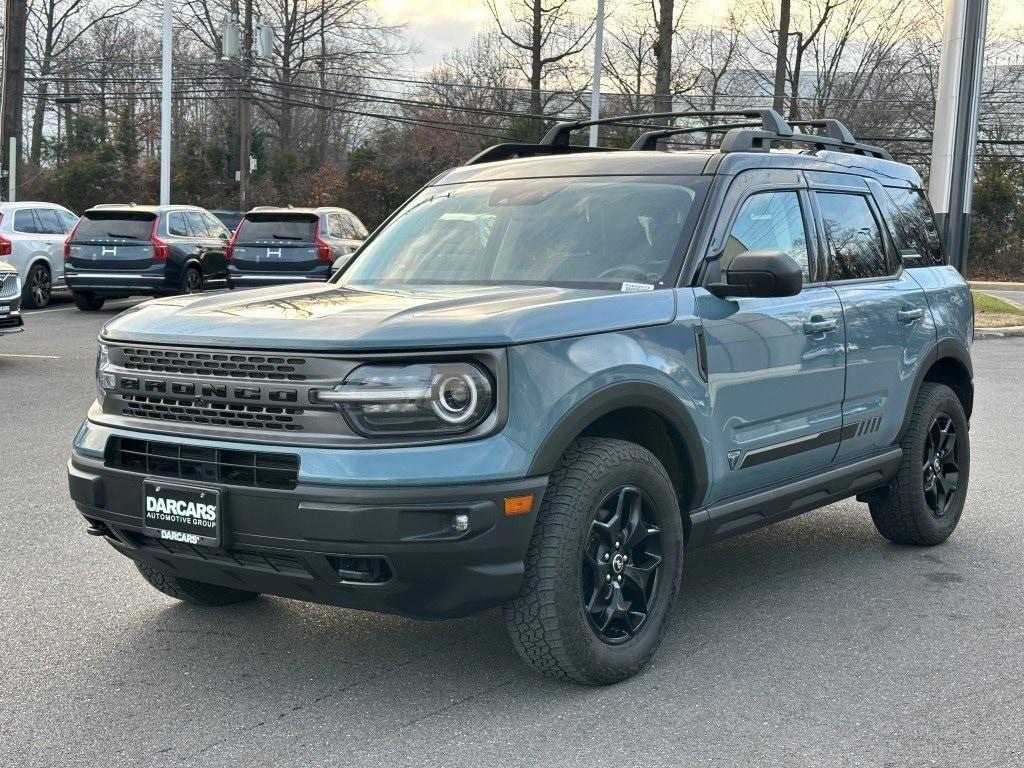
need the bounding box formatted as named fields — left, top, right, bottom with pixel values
left=120, top=346, right=308, bottom=381
left=120, top=394, right=304, bottom=431
left=0, top=272, right=19, bottom=300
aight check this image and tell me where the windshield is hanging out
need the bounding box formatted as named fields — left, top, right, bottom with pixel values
left=338, top=176, right=709, bottom=290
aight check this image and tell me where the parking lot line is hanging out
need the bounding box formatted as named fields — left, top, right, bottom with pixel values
left=0, top=353, right=62, bottom=359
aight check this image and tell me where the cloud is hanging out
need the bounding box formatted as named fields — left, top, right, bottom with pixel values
left=374, top=0, right=492, bottom=69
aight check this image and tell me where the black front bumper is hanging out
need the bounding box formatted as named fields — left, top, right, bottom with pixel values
left=68, top=454, right=547, bottom=619
left=0, top=311, right=23, bottom=335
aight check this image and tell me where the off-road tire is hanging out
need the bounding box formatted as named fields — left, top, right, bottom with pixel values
left=72, top=292, right=105, bottom=311
left=869, top=382, right=969, bottom=545
left=503, top=437, right=684, bottom=685
left=135, top=562, right=260, bottom=606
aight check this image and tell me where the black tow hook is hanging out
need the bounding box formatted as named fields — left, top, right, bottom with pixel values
left=85, top=521, right=111, bottom=537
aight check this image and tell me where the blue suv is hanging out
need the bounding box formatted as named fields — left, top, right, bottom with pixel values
left=68, top=110, right=973, bottom=684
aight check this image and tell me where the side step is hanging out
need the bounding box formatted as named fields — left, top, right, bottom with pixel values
left=687, top=449, right=902, bottom=549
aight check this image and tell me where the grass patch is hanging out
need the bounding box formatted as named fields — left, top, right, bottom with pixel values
left=972, top=291, right=1024, bottom=328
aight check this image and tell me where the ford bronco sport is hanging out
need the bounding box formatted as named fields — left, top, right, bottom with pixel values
left=68, top=110, right=973, bottom=684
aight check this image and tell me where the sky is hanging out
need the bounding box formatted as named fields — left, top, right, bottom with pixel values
left=375, top=0, right=1024, bottom=71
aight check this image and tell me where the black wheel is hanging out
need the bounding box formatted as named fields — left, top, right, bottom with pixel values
left=181, top=266, right=202, bottom=294
left=869, top=382, right=970, bottom=545
left=72, top=291, right=105, bottom=311
left=23, top=262, right=52, bottom=308
left=135, top=562, right=259, bottom=606
left=503, top=437, right=683, bottom=685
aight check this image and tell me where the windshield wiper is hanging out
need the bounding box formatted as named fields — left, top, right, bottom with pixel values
left=272, top=234, right=303, bottom=240
left=108, top=232, right=142, bottom=239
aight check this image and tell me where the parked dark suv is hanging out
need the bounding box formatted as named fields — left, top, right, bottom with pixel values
left=64, top=205, right=232, bottom=311
left=69, top=110, right=973, bottom=684
left=226, top=207, right=367, bottom=288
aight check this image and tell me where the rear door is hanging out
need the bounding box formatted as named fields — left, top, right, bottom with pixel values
left=66, top=211, right=157, bottom=272
left=809, top=174, right=935, bottom=461
left=200, top=211, right=231, bottom=280
left=231, top=213, right=321, bottom=274
left=11, top=209, right=50, bottom=273
left=34, top=208, right=69, bottom=278
left=696, top=169, right=847, bottom=502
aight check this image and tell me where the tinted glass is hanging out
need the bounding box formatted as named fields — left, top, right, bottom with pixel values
left=74, top=213, right=155, bottom=240
left=347, top=214, right=368, bottom=239
left=13, top=209, right=40, bottom=233
left=167, top=212, right=192, bottom=237
left=185, top=211, right=209, bottom=238
left=885, top=187, right=945, bottom=267
left=724, top=191, right=810, bottom=281
left=202, top=212, right=229, bottom=238
left=326, top=214, right=345, bottom=238
left=34, top=209, right=65, bottom=234
left=818, top=193, right=892, bottom=281
left=341, top=177, right=709, bottom=289
left=236, top=215, right=317, bottom=242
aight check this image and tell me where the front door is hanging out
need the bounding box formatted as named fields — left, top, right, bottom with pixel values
left=696, top=175, right=847, bottom=504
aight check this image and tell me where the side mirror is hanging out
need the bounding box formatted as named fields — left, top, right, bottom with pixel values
left=707, top=250, right=803, bottom=299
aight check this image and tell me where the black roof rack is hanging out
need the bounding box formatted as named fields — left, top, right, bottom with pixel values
left=464, top=107, right=893, bottom=165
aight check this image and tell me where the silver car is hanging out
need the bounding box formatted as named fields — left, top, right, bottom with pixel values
left=0, top=260, right=24, bottom=335
left=0, top=202, right=79, bottom=308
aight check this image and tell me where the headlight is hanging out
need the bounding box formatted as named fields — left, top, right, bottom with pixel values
left=318, top=362, right=494, bottom=437
left=96, top=343, right=116, bottom=395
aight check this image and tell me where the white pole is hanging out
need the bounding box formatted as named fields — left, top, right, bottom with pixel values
left=8, top=137, right=15, bottom=202
left=588, top=0, right=606, bottom=147
left=159, top=0, right=173, bottom=205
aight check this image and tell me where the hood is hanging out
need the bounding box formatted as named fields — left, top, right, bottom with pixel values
left=101, top=283, right=677, bottom=351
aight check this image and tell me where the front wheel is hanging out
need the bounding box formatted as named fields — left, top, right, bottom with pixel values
left=23, top=262, right=52, bottom=308
left=503, top=437, right=684, bottom=685
left=869, top=382, right=970, bottom=545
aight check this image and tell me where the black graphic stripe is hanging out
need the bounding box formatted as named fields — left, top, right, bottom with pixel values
left=739, top=423, right=858, bottom=469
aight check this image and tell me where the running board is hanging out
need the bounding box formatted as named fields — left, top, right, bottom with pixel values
left=686, top=448, right=902, bottom=549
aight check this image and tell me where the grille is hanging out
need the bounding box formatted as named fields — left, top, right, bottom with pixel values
left=0, top=272, right=19, bottom=300
left=118, top=530, right=309, bottom=575
left=106, top=436, right=300, bottom=489
left=120, top=346, right=308, bottom=381
left=120, top=394, right=304, bottom=431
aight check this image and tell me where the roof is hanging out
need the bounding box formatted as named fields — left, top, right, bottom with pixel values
left=246, top=206, right=352, bottom=215
left=86, top=204, right=207, bottom=214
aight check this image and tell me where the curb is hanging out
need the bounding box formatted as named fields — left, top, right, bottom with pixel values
left=970, top=281, right=1024, bottom=291
left=975, top=325, right=1024, bottom=339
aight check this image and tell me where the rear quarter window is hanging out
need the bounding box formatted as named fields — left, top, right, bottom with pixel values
left=884, top=187, right=946, bottom=267
left=74, top=213, right=155, bottom=240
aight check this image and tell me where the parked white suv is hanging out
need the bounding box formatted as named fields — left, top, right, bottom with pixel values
left=0, top=202, right=79, bottom=308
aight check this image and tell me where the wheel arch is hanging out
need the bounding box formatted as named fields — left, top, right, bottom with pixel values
left=899, top=338, right=974, bottom=442
left=527, top=382, right=710, bottom=523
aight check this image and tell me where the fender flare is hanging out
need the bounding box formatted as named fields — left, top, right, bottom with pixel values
left=897, top=336, right=974, bottom=442
left=526, top=381, right=709, bottom=508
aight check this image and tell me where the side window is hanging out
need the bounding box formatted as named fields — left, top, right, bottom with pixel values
left=57, top=210, right=79, bottom=233
left=346, top=213, right=368, bottom=239
left=818, top=193, right=892, bottom=281
left=884, top=187, right=946, bottom=267
left=327, top=214, right=345, bottom=239
left=185, top=211, right=209, bottom=238
left=724, top=191, right=810, bottom=281
left=202, top=212, right=229, bottom=238
left=36, top=209, right=65, bottom=235
left=167, top=212, right=192, bottom=237
left=13, top=209, right=40, bottom=233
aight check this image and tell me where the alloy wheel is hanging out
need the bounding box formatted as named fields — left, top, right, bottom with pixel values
left=923, top=413, right=960, bottom=518
left=29, top=265, right=51, bottom=307
left=581, top=485, right=663, bottom=645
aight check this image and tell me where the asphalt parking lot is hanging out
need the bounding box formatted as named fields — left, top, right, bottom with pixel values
left=3, top=295, right=1024, bottom=768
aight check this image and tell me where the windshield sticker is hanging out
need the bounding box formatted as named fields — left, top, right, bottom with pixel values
left=620, top=282, right=655, bottom=293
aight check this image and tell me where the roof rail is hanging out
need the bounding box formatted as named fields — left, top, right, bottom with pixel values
left=464, top=142, right=611, bottom=166
left=720, top=126, right=892, bottom=160
left=630, top=121, right=763, bottom=151
left=540, top=109, right=792, bottom=148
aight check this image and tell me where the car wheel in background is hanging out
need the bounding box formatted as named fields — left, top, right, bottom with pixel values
left=72, top=292, right=106, bottom=311
left=503, top=437, right=684, bottom=685
left=135, top=562, right=260, bottom=606
left=181, top=266, right=202, bottom=295
left=23, top=262, right=52, bottom=309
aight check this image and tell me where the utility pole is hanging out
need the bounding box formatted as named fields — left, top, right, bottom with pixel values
left=239, top=0, right=253, bottom=211
left=588, top=0, right=606, bottom=147
left=1, top=0, right=28, bottom=202
left=929, top=0, right=988, bottom=275
left=159, top=0, right=173, bottom=205
left=772, top=0, right=791, bottom=114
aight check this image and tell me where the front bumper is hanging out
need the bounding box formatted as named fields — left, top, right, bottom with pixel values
left=68, top=452, right=547, bottom=619
left=0, top=310, right=23, bottom=335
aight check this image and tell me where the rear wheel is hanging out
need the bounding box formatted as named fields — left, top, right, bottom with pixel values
left=23, top=262, right=52, bottom=308
left=503, top=437, right=683, bottom=685
left=72, top=292, right=105, bottom=311
left=180, top=266, right=202, bottom=294
left=869, top=382, right=970, bottom=545
left=136, top=562, right=259, bottom=606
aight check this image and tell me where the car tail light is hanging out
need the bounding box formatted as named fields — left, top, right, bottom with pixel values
left=150, top=219, right=169, bottom=261
left=314, top=220, right=332, bottom=264
left=63, top=218, right=82, bottom=262
left=0, top=214, right=10, bottom=256
left=225, top=230, right=237, bottom=262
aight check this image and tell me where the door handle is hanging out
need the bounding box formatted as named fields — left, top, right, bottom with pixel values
left=803, top=316, right=838, bottom=335
left=897, top=307, right=925, bottom=323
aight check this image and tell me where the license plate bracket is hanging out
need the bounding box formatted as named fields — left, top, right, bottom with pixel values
left=142, top=480, right=221, bottom=548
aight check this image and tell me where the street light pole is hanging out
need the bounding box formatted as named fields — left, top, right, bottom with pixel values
left=588, top=0, right=606, bottom=147
left=159, top=0, right=173, bottom=205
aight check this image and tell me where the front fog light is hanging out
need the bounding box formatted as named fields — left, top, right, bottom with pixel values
left=318, top=362, right=494, bottom=437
